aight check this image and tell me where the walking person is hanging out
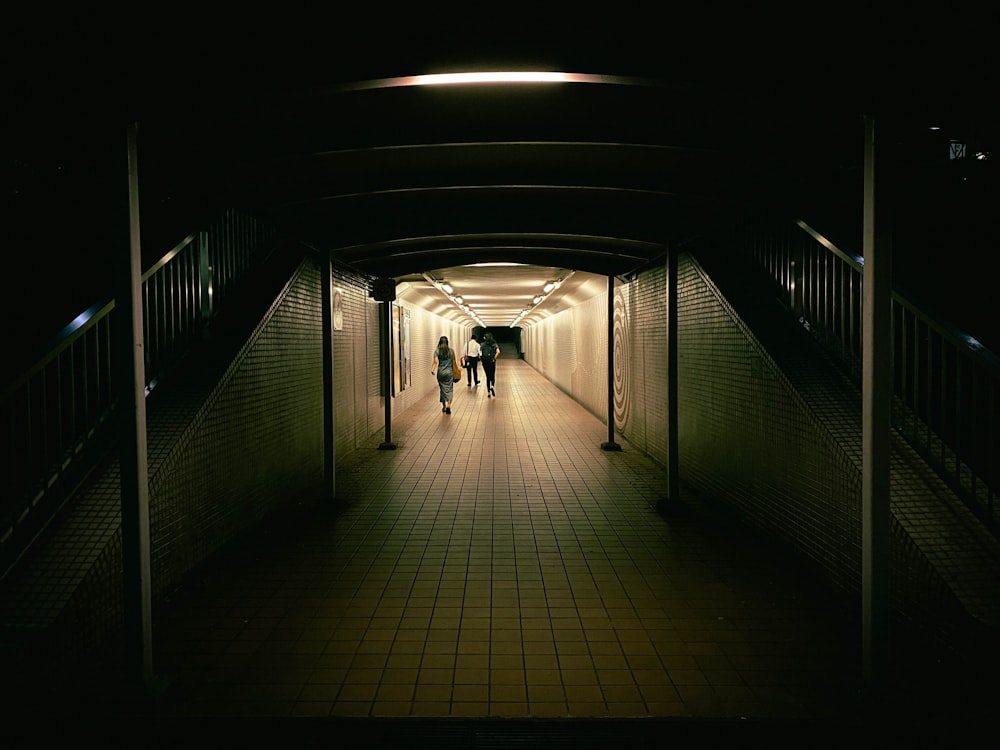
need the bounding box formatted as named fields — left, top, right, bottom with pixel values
left=431, top=336, right=458, bottom=414
left=479, top=331, right=501, bottom=398
left=464, top=332, right=482, bottom=387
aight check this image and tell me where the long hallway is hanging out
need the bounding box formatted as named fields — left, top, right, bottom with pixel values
left=34, top=359, right=994, bottom=743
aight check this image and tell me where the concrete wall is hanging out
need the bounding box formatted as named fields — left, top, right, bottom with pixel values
left=521, top=249, right=966, bottom=644
left=521, top=288, right=611, bottom=430
left=42, top=242, right=972, bottom=666
left=144, top=257, right=468, bottom=583
left=45, top=253, right=468, bottom=664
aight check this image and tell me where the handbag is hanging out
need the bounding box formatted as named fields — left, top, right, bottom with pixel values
left=452, top=358, right=462, bottom=383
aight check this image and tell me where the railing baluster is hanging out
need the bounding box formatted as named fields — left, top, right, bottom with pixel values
left=940, top=338, right=948, bottom=467
left=926, top=327, right=934, bottom=454
left=68, top=343, right=77, bottom=451
left=955, top=356, right=963, bottom=483
left=970, top=367, right=978, bottom=503
left=755, top=218, right=999, bottom=535
left=26, top=378, right=35, bottom=488
left=990, top=385, right=996, bottom=516
left=913, top=318, right=922, bottom=442
left=54, top=358, right=63, bottom=470
left=2, top=210, right=274, bottom=571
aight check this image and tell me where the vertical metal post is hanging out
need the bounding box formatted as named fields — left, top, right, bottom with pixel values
left=379, top=299, right=396, bottom=449
left=792, top=234, right=805, bottom=319
left=602, top=274, right=621, bottom=451
left=320, top=256, right=336, bottom=499
left=658, top=244, right=680, bottom=512
left=198, top=230, right=212, bottom=326
left=371, top=278, right=397, bottom=450
left=115, top=121, right=155, bottom=695
left=861, top=114, right=891, bottom=703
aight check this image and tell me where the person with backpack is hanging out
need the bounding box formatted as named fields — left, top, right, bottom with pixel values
left=479, top=331, right=501, bottom=398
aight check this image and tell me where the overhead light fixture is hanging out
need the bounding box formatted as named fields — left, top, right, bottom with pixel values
left=423, top=273, right=481, bottom=326
left=417, top=72, right=576, bottom=86
left=509, top=272, right=575, bottom=328
left=337, top=72, right=653, bottom=93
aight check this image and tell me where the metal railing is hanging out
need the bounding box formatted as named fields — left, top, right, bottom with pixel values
left=1, top=209, right=275, bottom=577
left=744, top=216, right=999, bottom=534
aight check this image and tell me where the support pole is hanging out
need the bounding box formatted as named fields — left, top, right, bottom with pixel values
left=115, top=121, right=156, bottom=699
left=602, top=274, right=621, bottom=451
left=658, top=244, right=681, bottom=512
left=861, top=114, right=891, bottom=705
left=372, top=278, right=397, bottom=450
left=321, top=256, right=337, bottom=499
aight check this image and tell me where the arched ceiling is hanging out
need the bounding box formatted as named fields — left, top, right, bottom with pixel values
left=11, top=25, right=995, bottom=334
left=142, top=69, right=866, bottom=328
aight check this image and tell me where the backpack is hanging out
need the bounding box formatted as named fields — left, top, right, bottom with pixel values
left=481, top=342, right=498, bottom=362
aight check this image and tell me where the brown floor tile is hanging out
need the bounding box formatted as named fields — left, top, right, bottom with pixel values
left=134, top=360, right=987, bottom=727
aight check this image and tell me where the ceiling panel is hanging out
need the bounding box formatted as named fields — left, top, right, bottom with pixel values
left=107, top=41, right=995, bottom=334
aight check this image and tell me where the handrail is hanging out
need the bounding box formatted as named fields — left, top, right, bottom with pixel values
left=744, top=214, right=998, bottom=534
left=1, top=209, right=275, bottom=578
left=796, top=219, right=1000, bottom=375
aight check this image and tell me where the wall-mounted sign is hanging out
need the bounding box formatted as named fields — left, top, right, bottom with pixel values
left=332, top=287, right=344, bottom=330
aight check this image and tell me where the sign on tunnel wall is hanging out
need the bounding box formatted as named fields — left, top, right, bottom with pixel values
left=613, top=289, right=631, bottom=429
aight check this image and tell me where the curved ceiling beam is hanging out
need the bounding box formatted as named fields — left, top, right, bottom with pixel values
left=344, top=247, right=656, bottom=280
left=324, top=232, right=662, bottom=277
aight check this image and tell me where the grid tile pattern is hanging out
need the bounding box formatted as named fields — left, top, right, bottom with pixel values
left=139, top=360, right=993, bottom=724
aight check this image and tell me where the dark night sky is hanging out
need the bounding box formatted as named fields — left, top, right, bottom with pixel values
left=5, top=15, right=999, bottom=376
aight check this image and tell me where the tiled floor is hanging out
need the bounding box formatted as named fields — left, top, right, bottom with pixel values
left=18, top=360, right=996, bottom=743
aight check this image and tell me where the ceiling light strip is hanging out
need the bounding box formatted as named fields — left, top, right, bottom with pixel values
left=510, top=271, right=575, bottom=328
left=337, top=72, right=655, bottom=92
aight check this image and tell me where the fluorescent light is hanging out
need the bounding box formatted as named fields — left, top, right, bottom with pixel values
left=413, top=72, right=575, bottom=86
left=336, top=72, right=655, bottom=94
